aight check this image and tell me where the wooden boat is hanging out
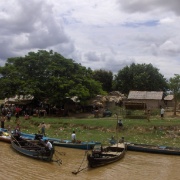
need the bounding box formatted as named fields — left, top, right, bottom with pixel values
left=53, top=140, right=101, bottom=150
left=17, top=132, right=101, bottom=150
left=20, top=132, right=60, bottom=142
left=0, top=128, right=11, bottom=143
left=11, top=134, right=55, bottom=161
left=87, top=143, right=126, bottom=168
left=126, top=142, right=180, bottom=155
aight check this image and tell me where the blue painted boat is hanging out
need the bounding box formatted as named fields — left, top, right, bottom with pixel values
left=53, top=140, right=101, bottom=150
left=17, top=132, right=101, bottom=150
left=11, top=134, right=54, bottom=161
left=126, top=142, right=180, bottom=155
left=0, top=128, right=8, bottom=132
left=20, top=132, right=60, bottom=142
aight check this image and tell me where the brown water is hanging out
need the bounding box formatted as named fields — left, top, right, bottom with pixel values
left=0, top=142, right=180, bottom=180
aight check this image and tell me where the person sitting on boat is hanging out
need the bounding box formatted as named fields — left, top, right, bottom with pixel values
left=13, top=127, right=21, bottom=140
left=44, top=139, right=52, bottom=151
left=109, top=136, right=116, bottom=145
left=71, top=131, right=76, bottom=143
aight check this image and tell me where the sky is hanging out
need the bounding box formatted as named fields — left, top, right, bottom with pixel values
left=0, top=0, right=180, bottom=79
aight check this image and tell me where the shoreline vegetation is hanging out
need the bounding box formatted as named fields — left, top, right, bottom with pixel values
left=4, top=113, right=180, bottom=148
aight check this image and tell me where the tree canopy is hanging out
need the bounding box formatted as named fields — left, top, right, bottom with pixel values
left=92, top=69, right=113, bottom=92
left=113, top=63, right=168, bottom=94
left=169, top=74, right=180, bottom=115
left=0, top=50, right=105, bottom=105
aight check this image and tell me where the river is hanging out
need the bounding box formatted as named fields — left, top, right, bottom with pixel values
left=0, top=142, right=179, bottom=180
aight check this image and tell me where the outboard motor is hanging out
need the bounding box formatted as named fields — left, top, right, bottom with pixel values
left=92, top=144, right=102, bottom=158
left=34, top=134, right=43, bottom=140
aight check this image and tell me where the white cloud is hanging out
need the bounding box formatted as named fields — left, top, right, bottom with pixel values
left=0, top=0, right=180, bottom=79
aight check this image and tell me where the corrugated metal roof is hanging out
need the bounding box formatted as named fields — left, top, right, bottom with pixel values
left=128, top=91, right=163, bottom=100
left=164, top=95, right=174, bottom=101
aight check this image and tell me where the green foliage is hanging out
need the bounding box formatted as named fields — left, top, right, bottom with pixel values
left=0, top=50, right=105, bottom=105
left=93, top=69, right=113, bottom=92
left=113, top=63, right=168, bottom=94
left=169, top=74, right=180, bottom=115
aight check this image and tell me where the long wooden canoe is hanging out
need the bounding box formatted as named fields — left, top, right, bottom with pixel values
left=126, top=142, right=180, bottom=155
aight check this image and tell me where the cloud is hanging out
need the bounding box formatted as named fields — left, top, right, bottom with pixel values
left=159, top=40, right=180, bottom=55
left=118, top=0, right=180, bottom=15
left=0, top=0, right=180, bottom=79
left=0, top=0, right=73, bottom=61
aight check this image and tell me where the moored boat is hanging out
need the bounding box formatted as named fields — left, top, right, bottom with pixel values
left=15, top=131, right=101, bottom=150
left=87, top=143, right=126, bottom=168
left=126, top=142, right=180, bottom=155
left=0, top=128, right=11, bottom=143
left=11, top=134, right=55, bottom=161
left=53, top=140, right=101, bottom=150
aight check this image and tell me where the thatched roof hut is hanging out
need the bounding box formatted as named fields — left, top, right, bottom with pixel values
left=5, top=95, right=34, bottom=105
left=90, top=91, right=126, bottom=108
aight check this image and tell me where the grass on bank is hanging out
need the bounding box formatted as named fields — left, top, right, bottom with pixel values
left=5, top=114, right=180, bottom=148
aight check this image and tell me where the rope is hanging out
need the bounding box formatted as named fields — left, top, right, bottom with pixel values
left=52, top=150, right=65, bottom=166
left=72, top=150, right=88, bottom=175
left=55, top=150, right=66, bottom=156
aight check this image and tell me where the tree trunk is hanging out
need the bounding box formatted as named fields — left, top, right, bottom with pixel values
left=173, top=99, right=177, bottom=116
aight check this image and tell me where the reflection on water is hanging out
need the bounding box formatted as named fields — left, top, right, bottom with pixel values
left=0, top=142, right=180, bottom=180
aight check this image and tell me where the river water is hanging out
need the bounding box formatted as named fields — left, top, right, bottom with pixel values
left=0, top=142, right=179, bottom=180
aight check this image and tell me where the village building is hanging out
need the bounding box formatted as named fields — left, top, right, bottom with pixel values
left=164, top=94, right=174, bottom=108
left=126, top=91, right=166, bottom=110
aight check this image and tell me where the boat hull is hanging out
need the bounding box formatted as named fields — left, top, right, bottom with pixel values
left=87, top=143, right=126, bottom=168
left=53, top=140, right=101, bottom=150
left=0, top=135, right=11, bottom=143
left=0, top=128, right=11, bottom=143
left=11, top=136, right=54, bottom=161
left=126, top=143, right=180, bottom=155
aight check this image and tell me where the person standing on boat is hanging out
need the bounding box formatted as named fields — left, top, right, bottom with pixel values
left=71, top=131, right=76, bottom=143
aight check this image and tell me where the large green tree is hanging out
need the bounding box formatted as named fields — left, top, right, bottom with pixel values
left=169, top=74, right=180, bottom=115
left=113, top=63, right=168, bottom=94
left=93, top=69, right=113, bottom=92
left=0, top=50, right=105, bottom=105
